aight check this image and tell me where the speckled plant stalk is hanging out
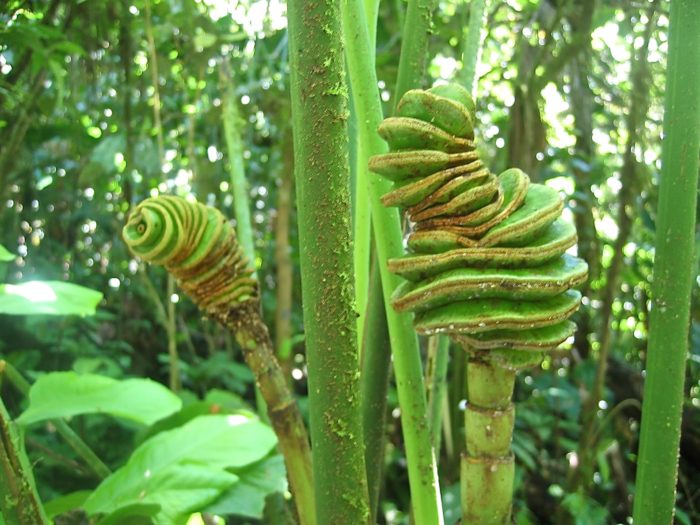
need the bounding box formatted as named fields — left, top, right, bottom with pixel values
left=0, top=397, right=48, bottom=525
left=122, top=197, right=314, bottom=525
left=286, top=0, right=371, bottom=523
left=633, top=1, right=700, bottom=523
left=370, top=84, right=587, bottom=524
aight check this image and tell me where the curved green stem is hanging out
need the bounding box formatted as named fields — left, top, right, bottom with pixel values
left=220, top=302, right=315, bottom=525
left=287, top=0, right=370, bottom=521
left=220, top=64, right=269, bottom=422
left=341, top=1, right=444, bottom=523
left=632, top=1, right=700, bottom=522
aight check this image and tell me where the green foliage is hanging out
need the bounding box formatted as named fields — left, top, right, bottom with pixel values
left=0, top=281, right=102, bottom=316
left=0, top=0, right=698, bottom=524
left=84, top=415, right=278, bottom=523
left=0, top=245, right=13, bottom=262
left=17, top=372, right=182, bottom=426
left=206, top=455, right=287, bottom=519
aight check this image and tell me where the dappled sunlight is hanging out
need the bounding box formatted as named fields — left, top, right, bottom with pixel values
left=4, top=281, right=57, bottom=303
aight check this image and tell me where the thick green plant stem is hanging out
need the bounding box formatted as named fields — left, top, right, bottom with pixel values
left=632, top=1, right=700, bottom=523
left=341, top=1, right=443, bottom=523
left=394, top=0, right=435, bottom=102
left=459, top=0, right=488, bottom=93
left=360, top=255, right=392, bottom=524
left=0, top=397, right=48, bottom=525
left=461, top=356, right=516, bottom=524
left=287, top=0, right=370, bottom=522
left=221, top=302, right=315, bottom=525
left=0, top=361, right=111, bottom=480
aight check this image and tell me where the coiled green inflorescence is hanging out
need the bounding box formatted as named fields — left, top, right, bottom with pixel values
left=371, top=82, right=589, bottom=525
left=122, top=196, right=257, bottom=313
left=369, top=83, right=588, bottom=363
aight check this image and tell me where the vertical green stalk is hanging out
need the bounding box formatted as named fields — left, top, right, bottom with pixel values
left=220, top=66, right=256, bottom=272
left=352, top=0, right=379, bottom=347
left=394, top=0, right=435, bottom=102
left=461, top=356, right=517, bottom=524
left=360, top=255, right=392, bottom=524
left=0, top=398, right=48, bottom=525
left=426, top=336, right=450, bottom=453
left=220, top=66, right=268, bottom=420
left=458, top=0, right=488, bottom=93
left=144, top=0, right=180, bottom=392
left=341, top=1, right=444, bottom=523
left=353, top=144, right=371, bottom=347
left=287, top=0, right=370, bottom=522
left=632, top=1, right=700, bottom=523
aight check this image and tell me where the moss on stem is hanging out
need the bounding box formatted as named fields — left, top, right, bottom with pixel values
left=287, top=0, right=371, bottom=521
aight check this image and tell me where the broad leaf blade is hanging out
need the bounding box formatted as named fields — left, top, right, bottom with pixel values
left=96, top=503, right=161, bottom=525
left=44, top=490, right=92, bottom=519
left=84, top=415, right=277, bottom=519
left=0, top=244, right=14, bottom=262
left=206, top=455, right=287, bottom=519
left=96, top=465, right=236, bottom=525
left=0, top=280, right=103, bottom=316
left=17, top=372, right=181, bottom=426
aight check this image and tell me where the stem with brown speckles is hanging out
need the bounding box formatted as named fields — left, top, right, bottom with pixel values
left=210, top=301, right=315, bottom=525
left=287, top=0, right=371, bottom=521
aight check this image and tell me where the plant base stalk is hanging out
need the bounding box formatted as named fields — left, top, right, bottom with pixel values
left=462, top=355, right=516, bottom=524
left=209, top=300, right=315, bottom=525
left=0, top=397, right=48, bottom=525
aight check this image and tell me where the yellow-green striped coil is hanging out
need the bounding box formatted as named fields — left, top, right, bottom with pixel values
left=122, top=196, right=257, bottom=312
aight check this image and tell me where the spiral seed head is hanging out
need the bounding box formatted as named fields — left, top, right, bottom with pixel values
left=370, top=84, right=588, bottom=358
left=123, top=196, right=257, bottom=313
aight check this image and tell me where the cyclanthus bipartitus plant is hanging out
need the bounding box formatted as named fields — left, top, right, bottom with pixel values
left=369, top=84, right=588, bottom=524
left=123, top=196, right=258, bottom=316
left=123, top=196, right=316, bottom=525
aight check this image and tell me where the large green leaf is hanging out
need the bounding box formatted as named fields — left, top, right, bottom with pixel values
left=206, top=455, right=287, bottom=519
left=17, top=372, right=181, bottom=426
left=0, top=244, right=14, bottom=262
left=0, top=280, right=102, bottom=316
left=96, top=503, right=161, bottom=525
left=44, top=490, right=92, bottom=519
left=96, top=465, right=236, bottom=525
left=84, top=415, right=277, bottom=522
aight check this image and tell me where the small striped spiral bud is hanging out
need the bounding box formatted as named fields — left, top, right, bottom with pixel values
left=370, top=84, right=588, bottom=363
left=123, top=196, right=257, bottom=313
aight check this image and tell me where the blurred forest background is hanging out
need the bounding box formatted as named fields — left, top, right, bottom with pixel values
left=0, top=0, right=698, bottom=524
